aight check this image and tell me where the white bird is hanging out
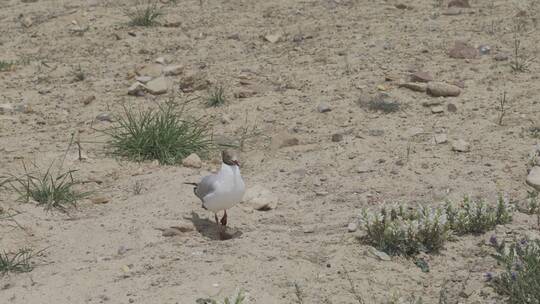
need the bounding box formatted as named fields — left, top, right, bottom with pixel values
left=185, top=150, right=245, bottom=239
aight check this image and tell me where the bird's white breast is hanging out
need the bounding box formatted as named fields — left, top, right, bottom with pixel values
left=203, top=164, right=245, bottom=212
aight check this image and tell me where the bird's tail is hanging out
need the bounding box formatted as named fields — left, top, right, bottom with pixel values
left=183, top=182, right=207, bottom=210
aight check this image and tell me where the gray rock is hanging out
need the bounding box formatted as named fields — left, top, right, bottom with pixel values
left=135, top=76, right=152, bottom=83
left=244, top=185, right=278, bottom=211
left=494, top=53, right=509, bottom=61
left=128, top=82, right=146, bottom=96
left=431, top=106, right=444, bottom=113
left=448, top=41, right=478, bottom=59
left=137, top=64, right=162, bottom=78
left=145, top=77, right=168, bottom=95
left=96, top=113, right=113, bottom=122
left=317, top=103, right=331, bottom=113
left=347, top=222, right=358, bottom=232
left=155, top=56, right=166, bottom=64
left=452, top=139, right=470, bottom=152
left=434, top=134, right=448, bottom=144
left=163, top=65, right=183, bottom=76
left=331, top=133, right=343, bottom=142
left=368, top=246, right=391, bottom=261
left=182, top=153, right=202, bottom=168
left=0, top=104, right=14, bottom=114
left=526, top=167, right=540, bottom=191
left=447, top=103, right=458, bottom=112
left=399, top=82, right=427, bottom=92
left=427, top=82, right=461, bottom=97
left=410, top=71, right=433, bottom=83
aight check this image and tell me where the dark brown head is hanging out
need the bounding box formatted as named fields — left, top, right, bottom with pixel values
left=222, top=149, right=240, bottom=167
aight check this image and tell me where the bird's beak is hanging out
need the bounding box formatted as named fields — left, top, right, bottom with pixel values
left=233, top=160, right=240, bottom=167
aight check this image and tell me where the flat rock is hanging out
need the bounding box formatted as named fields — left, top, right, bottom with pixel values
left=447, top=103, right=458, bottom=112
left=368, top=246, right=391, bottom=261
left=331, top=133, right=343, bottom=142
left=0, top=104, right=14, bottom=114
left=494, top=53, right=509, bottom=61
left=317, top=103, right=331, bottom=113
left=400, top=82, right=427, bottom=92
left=448, top=0, right=470, bottom=8
left=96, top=113, right=113, bottom=122
left=264, top=33, right=282, bottom=43
left=410, top=71, right=433, bottom=83
left=145, top=77, right=168, bottom=95
left=182, top=153, right=202, bottom=168
left=434, top=134, right=448, bottom=144
left=431, top=106, right=444, bottom=113
left=243, top=185, right=277, bottom=211
left=526, top=167, right=540, bottom=191
left=427, top=82, right=461, bottom=97
left=136, top=64, right=163, bottom=78
left=21, top=16, right=33, bottom=28
left=347, top=222, right=358, bottom=232
left=163, top=64, right=183, bottom=76
left=452, top=139, right=470, bottom=152
left=91, top=197, right=110, bottom=204
left=128, top=82, right=146, bottom=96
left=271, top=132, right=299, bottom=149
left=448, top=41, right=478, bottom=59
left=179, top=73, right=210, bottom=92
left=135, top=76, right=152, bottom=83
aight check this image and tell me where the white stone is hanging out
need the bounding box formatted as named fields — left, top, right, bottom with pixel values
left=526, top=167, right=540, bottom=191
left=145, top=77, right=168, bottom=95
left=182, top=153, right=202, bottom=168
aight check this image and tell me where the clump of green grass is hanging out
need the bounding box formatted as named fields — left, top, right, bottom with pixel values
left=487, top=237, right=540, bottom=304
left=359, top=197, right=514, bottom=256
left=106, top=101, right=213, bottom=165
left=359, top=94, right=401, bottom=113
left=125, top=1, right=162, bottom=27
left=9, top=162, right=90, bottom=212
left=0, top=248, right=34, bottom=275
left=196, top=290, right=245, bottom=304
left=207, top=86, right=226, bottom=107
left=71, top=65, right=86, bottom=82
left=0, top=60, right=15, bottom=72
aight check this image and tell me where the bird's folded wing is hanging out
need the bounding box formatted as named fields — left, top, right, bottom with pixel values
left=195, top=174, right=219, bottom=200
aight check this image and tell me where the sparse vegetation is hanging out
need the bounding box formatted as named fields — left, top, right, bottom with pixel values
left=0, top=60, right=15, bottom=72
left=71, top=64, right=86, bottom=82
left=488, top=237, right=540, bottom=304
left=133, top=181, right=144, bottom=195
left=0, top=248, right=34, bottom=275
left=510, top=21, right=534, bottom=73
left=359, top=197, right=514, bottom=256
left=196, top=290, right=245, bottom=304
left=207, top=86, right=226, bottom=107
left=106, top=101, right=213, bottom=165
left=360, top=95, right=401, bottom=113
left=125, top=1, right=162, bottom=27
left=497, top=91, right=509, bottom=126
left=9, top=162, right=90, bottom=212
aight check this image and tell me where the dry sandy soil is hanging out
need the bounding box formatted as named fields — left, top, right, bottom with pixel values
left=1, top=0, right=540, bottom=303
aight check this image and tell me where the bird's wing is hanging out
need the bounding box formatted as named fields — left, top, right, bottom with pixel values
left=195, top=174, right=219, bottom=201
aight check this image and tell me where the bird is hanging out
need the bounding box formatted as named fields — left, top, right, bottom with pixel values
left=185, top=150, right=245, bottom=240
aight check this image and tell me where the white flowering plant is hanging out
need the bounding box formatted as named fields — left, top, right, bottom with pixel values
left=359, top=197, right=514, bottom=256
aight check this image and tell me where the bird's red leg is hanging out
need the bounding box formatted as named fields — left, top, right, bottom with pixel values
left=214, top=213, right=221, bottom=237
left=220, top=210, right=228, bottom=226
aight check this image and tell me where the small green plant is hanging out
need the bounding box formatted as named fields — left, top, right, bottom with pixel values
left=445, top=196, right=513, bottom=235
left=196, top=290, right=245, bottom=304
left=0, top=60, right=15, bottom=72
left=487, top=237, right=540, bottom=304
left=133, top=181, right=144, bottom=195
left=359, top=197, right=514, bottom=256
left=359, top=95, right=401, bottom=113
left=125, top=1, right=162, bottom=27
left=9, top=162, right=90, bottom=212
left=0, top=248, right=34, bottom=275
left=106, top=101, right=213, bottom=165
left=510, top=21, right=534, bottom=73
left=497, top=91, right=509, bottom=126
left=207, top=86, right=226, bottom=107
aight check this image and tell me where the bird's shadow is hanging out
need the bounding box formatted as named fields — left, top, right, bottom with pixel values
left=185, top=211, right=242, bottom=241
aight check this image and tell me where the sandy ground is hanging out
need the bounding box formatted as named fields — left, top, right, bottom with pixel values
left=1, top=0, right=540, bottom=303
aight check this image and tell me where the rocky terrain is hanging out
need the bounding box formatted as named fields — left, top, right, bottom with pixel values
left=1, top=0, right=540, bottom=303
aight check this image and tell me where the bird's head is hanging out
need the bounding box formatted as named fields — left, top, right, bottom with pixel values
left=222, top=149, right=240, bottom=167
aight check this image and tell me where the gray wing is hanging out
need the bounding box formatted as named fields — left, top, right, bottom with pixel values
left=195, top=174, right=218, bottom=201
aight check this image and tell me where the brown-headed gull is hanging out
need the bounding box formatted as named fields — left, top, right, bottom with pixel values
left=185, top=150, right=245, bottom=239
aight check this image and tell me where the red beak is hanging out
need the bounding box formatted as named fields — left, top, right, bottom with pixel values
left=233, top=160, right=240, bottom=167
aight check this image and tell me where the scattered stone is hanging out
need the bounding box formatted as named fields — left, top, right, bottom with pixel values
left=448, top=41, right=478, bottom=59
left=272, top=133, right=299, bottom=149
left=399, top=82, right=427, bottom=92
left=303, top=226, right=315, bottom=233
left=163, top=65, right=183, bottom=76
left=347, top=222, right=358, bottom=232
left=331, top=133, right=343, bottom=142
left=367, top=129, right=384, bottom=137
left=395, top=3, right=410, bottom=9
left=91, top=197, right=110, bottom=204
left=145, top=77, right=168, bottom=95
left=264, top=33, right=282, bottom=43
left=21, top=16, right=33, bottom=28
left=155, top=57, right=166, bottom=64
left=431, top=106, right=444, bottom=114
left=161, top=228, right=183, bottom=237
left=526, top=167, right=540, bottom=191
left=127, top=82, right=146, bottom=96
left=452, top=80, right=465, bottom=89
left=447, top=103, right=457, bottom=112
left=368, top=246, right=391, bottom=261
left=478, top=45, right=491, bottom=55
left=243, top=185, right=277, bottom=211
left=434, top=134, right=448, bottom=144
left=422, top=99, right=443, bottom=107
left=410, top=71, right=433, bottom=83
left=135, top=76, right=152, bottom=83
left=448, top=0, right=470, bottom=8
left=82, top=95, right=95, bottom=105
left=234, top=91, right=256, bottom=98
left=452, top=139, right=470, bottom=152
left=442, top=7, right=463, bottom=15
left=179, top=73, right=210, bottom=92
left=96, top=113, right=112, bottom=122
left=317, top=103, right=331, bottom=113
left=182, top=153, right=202, bottom=168
left=117, top=246, right=128, bottom=255
left=494, top=53, right=509, bottom=61
left=427, top=82, right=461, bottom=97
left=136, top=64, right=162, bottom=78
left=356, top=160, right=374, bottom=174
left=0, top=104, right=14, bottom=114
